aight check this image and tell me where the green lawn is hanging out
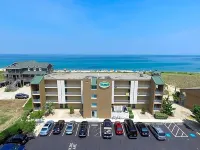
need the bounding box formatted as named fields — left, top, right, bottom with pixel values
left=161, top=72, right=200, bottom=88
left=0, top=71, right=5, bottom=82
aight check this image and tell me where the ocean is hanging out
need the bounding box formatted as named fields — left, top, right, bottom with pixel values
left=0, top=54, right=200, bottom=72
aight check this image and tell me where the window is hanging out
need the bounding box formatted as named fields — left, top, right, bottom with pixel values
left=91, top=110, right=97, bottom=118
left=91, top=103, right=97, bottom=108
left=91, top=85, right=97, bottom=90
left=91, top=94, right=97, bottom=99
left=39, top=68, right=42, bottom=71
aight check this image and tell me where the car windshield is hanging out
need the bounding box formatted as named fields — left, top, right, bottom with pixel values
left=41, top=128, right=47, bottom=131
left=104, top=121, right=111, bottom=127
left=142, top=128, right=148, bottom=132
left=117, top=128, right=123, bottom=131
left=159, top=133, right=165, bottom=136
left=67, top=126, right=72, bottom=130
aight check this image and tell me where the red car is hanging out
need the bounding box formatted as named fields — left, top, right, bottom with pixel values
left=114, top=121, right=124, bottom=135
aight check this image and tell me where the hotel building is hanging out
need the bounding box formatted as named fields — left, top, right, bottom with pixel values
left=30, top=72, right=164, bottom=118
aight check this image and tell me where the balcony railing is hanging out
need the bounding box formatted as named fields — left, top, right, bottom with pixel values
left=33, top=99, right=40, bottom=103
left=155, top=91, right=163, bottom=95
left=154, top=99, right=162, bottom=103
left=154, top=107, right=161, bottom=110
left=32, top=91, right=40, bottom=94
left=114, top=92, right=130, bottom=96
left=45, top=92, right=58, bottom=95
left=114, top=85, right=130, bottom=88
left=45, top=84, right=57, bottom=88
left=65, top=99, right=82, bottom=103
left=114, top=99, right=129, bottom=103
left=138, top=85, right=150, bottom=88
left=65, top=84, right=81, bottom=88
left=137, top=92, right=149, bottom=96
left=46, top=100, right=58, bottom=103
left=65, top=92, right=82, bottom=95
left=34, top=107, right=41, bottom=110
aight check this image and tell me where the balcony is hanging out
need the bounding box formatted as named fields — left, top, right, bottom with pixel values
left=65, top=84, right=81, bottom=88
left=46, top=100, right=58, bottom=103
left=154, top=99, right=162, bottom=104
left=155, top=91, right=163, bottom=95
left=138, top=85, right=150, bottom=89
left=33, top=99, right=40, bottom=103
left=46, top=92, right=58, bottom=96
left=137, top=100, right=147, bottom=104
left=65, top=92, right=82, bottom=96
left=32, top=91, right=40, bottom=95
left=45, top=84, right=57, bottom=88
left=65, top=99, right=82, bottom=103
left=114, top=99, right=129, bottom=104
left=154, top=107, right=161, bottom=111
left=114, top=92, right=130, bottom=96
left=137, top=92, right=149, bottom=96
left=114, top=85, right=130, bottom=89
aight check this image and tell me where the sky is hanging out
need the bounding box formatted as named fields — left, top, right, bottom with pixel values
left=0, top=0, right=200, bottom=55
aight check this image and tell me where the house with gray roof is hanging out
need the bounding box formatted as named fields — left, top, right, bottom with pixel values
left=5, top=61, right=53, bottom=86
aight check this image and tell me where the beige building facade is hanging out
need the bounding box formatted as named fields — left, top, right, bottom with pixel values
left=30, top=72, right=164, bottom=118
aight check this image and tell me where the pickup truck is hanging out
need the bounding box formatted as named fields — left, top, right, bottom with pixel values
left=102, top=119, right=113, bottom=139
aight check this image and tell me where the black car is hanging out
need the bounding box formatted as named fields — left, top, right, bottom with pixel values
left=15, top=93, right=29, bottom=99
left=79, top=121, right=88, bottom=137
left=5, top=134, right=29, bottom=145
left=102, top=119, right=113, bottom=139
left=136, top=122, right=149, bottom=136
left=53, top=120, right=65, bottom=134
left=124, top=119, right=138, bottom=139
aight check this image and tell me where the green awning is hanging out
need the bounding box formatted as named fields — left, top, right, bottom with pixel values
left=152, top=76, right=164, bottom=85
left=31, top=76, right=44, bottom=84
left=91, top=77, right=97, bottom=86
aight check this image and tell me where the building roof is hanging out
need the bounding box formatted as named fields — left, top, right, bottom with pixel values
left=152, top=76, right=164, bottom=85
left=31, top=76, right=44, bottom=84
left=44, top=72, right=152, bottom=80
left=6, top=61, right=51, bottom=69
left=22, top=71, right=47, bottom=75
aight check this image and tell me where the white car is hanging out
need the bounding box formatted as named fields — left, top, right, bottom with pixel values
left=66, top=121, right=76, bottom=135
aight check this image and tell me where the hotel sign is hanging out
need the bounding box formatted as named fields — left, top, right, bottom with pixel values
left=99, top=81, right=110, bottom=89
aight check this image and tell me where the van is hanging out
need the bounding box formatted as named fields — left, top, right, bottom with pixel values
left=124, top=119, right=137, bottom=139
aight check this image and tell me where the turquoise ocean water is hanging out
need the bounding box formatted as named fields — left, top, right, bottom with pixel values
left=0, top=54, right=200, bottom=72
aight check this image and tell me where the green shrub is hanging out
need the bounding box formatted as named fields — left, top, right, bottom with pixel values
left=141, top=107, right=146, bottom=114
left=154, top=112, right=168, bottom=119
left=129, top=113, right=134, bottom=119
left=30, top=110, right=45, bottom=119
left=70, top=106, right=74, bottom=114
left=127, top=107, right=132, bottom=112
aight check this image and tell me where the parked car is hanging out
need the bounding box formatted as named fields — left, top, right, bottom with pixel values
left=124, top=119, right=138, bottom=139
left=39, top=120, right=54, bottom=136
left=66, top=121, right=76, bottom=135
left=53, top=120, right=65, bottom=134
left=102, top=119, right=113, bottom=139
left=5, top=134, right=29, bottom=145
left=148, top=124, right=166, bottom=141
left=0, top=143, right=25, bottom=150
left=114, top=121, right=123, bottom=135
left=15, top=93, right=29, bottom=99
left=136, top=122, right=149, bottom=137
left=78, top=121, right=88, bottom=137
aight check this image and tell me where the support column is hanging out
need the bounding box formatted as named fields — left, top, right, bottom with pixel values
left=130, top=81, right=134, bottom=104
left=112, top=81, right=114, bottom=104
left=81, top=80, right=83, bottom=103
left=133, top=81, right=138, bottom=104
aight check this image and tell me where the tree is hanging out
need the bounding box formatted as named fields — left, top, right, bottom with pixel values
left=70, top=106, right=74, bottom=114
left=160, top=97, right=176, bottom=116
left=191, top=105, right=200, bottom=123
left=44, top=102, right=54, bottom=116
left=172, top=91, right=180, bottom=103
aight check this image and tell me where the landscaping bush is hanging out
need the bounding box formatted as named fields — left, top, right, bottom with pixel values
left=154, top=112, right=168, bottom=119
left=30, top=110, right=45, bottom=119
left=129, top=113, right=134, bottom=119
left=127, top=107, right=132, bottom=113
left=141, top=107, right=146, bottom=114
left=23, top=98, right=33, bottom=112
left=70, top=106, right=74, bottom=114
left=128, top=108, right=134, bottom=119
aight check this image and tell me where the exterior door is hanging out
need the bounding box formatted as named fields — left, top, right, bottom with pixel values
left=91, top=110, right=97, bottom=118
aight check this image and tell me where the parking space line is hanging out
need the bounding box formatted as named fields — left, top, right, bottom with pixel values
left=121, top=123, right=126, bottom=136
left=88, top=125, right=90, bottom=136
left=62, top=128, right=65, bottom=136
left=49, top=130, right=53, bottom=136
left=164, top=123, right=188, bottom=138
left=171, top=125, right=176, bottom=132
left=100, top=123, right=101, bottom=137
left=75, top=124, right=79, bottom=136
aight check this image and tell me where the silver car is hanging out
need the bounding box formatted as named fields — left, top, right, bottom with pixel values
left=149, top=124, right=166, bottom=141
left=39, top=120, right=54, bottom=136
left=66, top=121, right=76, bottom=135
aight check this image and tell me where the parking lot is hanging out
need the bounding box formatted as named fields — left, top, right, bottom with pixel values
left=26, top=122, right=200, bottom=150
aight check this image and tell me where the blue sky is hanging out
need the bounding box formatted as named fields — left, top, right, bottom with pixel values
left=0, top=0, right=200, bottom=55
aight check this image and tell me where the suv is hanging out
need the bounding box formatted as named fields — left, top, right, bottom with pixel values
left=15, top=93, right=29, bottom=99
left=102, top=119, right=113, bottom=139
left=136, top=122, right=149, bottom=136
left=5, top=134, right=29, bottom=145
left=79, top=121, right=88, bottom=137
left=124, top=119, right=137, bottom=139
left=53, top=120, right=65, bottom=134
left=149, top=124, right=166, bottom=140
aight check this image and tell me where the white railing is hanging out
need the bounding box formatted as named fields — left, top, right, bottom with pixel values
left=138, top=92, right=149, bottom=96
left=137, top=100, right=147, bottom=103
left=65, top=92, right=81, bottom=95
left=154, top=107, right=161, bottom=110
left=114, top=85, right=130, bottom=88
left=46, top=100, right=58, bottom=103
left=33, top=99, right=40, bottom=102
left=65, top=84, right=81, bottom=88
left=114, top=100, right=129, bottom=103
left=154, top=99, right=162, bottom=103
left=45, top=84, right=57, bottom=87
left=155, top=91, right=163, bottom=95
left=65, top=99, right=82, bottom=103
left=114, top=92, right=130, bottom=96
left=46, top=92, right=58, bottom=95
left=34, top=107, right=41, bottom=110
left=138, top=85, right=150, bottom=88
left=32, top=91, right=40, bottom=94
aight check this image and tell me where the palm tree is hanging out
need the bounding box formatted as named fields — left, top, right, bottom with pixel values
left=44, top=102, right=54, bottom=116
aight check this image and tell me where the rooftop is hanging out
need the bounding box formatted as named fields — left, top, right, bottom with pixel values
left=44, top=72, right=151, bottom=80
left=31, top=76, right=44, bottom=84
left=6, top=61, right=51, bottom=69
